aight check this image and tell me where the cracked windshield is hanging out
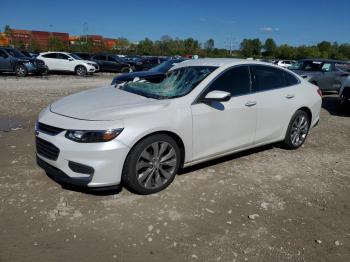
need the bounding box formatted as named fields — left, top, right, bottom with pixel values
left=119, top=66, right=217, bottom=99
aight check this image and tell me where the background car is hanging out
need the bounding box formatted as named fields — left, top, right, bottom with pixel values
left=0, top=47, right=47, bottom=76
left=73, top=52, right=93, bottom=60
left=111, top=58, right=185, bottom=85
left=90, top=53, right=131, bottom=73
left=134, top=56, right=166, bottom=71
left=338, top=65, right=350, bottom=108
left=290, top=59, right=350, bottom=92
left=274, top=60, right=296, bottom=68
left=37, top=52, right=99, bottom=76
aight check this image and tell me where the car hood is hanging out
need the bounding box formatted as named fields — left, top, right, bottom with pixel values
left=81, top=59, right=97, bottom=64
left=50, top=86, right=169, bottom=121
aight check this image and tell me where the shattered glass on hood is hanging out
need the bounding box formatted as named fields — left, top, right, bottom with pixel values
left=119, top=66, right=217, bottom=99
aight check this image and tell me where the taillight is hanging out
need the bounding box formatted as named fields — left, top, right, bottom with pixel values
left=317, top=87, right=322, bottom=97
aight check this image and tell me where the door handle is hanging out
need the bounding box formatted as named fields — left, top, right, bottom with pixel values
left=245, top=101, right=257, bottom=107
left=285, top=94, right=295, bottom=99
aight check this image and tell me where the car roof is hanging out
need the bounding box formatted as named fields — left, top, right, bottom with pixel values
left=40, top=51, right=70, bottom=55
left=172, top=58, right=275, bottom=69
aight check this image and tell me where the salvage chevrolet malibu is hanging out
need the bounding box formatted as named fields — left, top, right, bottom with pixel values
left=35, top=59, right=322, bottom=194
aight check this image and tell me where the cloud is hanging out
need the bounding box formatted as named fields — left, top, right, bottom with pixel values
left=260, top=27, right=280, bottom=32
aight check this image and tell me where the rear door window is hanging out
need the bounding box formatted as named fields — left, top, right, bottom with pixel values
left=56, top=53, right=69, bottom=60
left=251, top=65, right=288, bottom=92
left=42, top=53, right=57, bottom=59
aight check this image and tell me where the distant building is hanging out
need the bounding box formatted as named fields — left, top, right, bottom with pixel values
left=0, top=28, right=118, bottom=51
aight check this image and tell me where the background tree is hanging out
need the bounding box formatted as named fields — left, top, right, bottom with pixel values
left=47, top=37, right=67, bottom=51
left=263, top=38, right=277, bottom=57
left=204, top=38, right=215, bottom=50
left=240, top=38, right=261, bottom=57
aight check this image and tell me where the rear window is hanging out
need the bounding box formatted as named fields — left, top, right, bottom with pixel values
left=284, top=71, right=299, bottom=86
left=42, top=53, right=57, bottom=58
left=251, top=66, right=287, bottom=92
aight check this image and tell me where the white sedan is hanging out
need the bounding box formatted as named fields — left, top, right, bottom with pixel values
left=35, top=59, right=322, bottom=194
left=37, top=52, right=99, bottom=76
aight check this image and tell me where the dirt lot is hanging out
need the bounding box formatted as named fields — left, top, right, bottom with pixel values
left=0, top=74, right=349, bottom=262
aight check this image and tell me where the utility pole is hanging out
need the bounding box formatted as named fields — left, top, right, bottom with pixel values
left=83, top=22, right=88, bottom=43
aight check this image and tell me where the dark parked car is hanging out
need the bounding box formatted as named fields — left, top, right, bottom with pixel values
left=90, top=54, right=131, bottom=73
left=290, top=59, right=350, bottom=92
left=73, top=52, right=93, bottom=60
left=111, top=59, right=185, bottom=85
left=0, top=47, right=48, bottom=76
left=134, top=56, right=167, bottom=71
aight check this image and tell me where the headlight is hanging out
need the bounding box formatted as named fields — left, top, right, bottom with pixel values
left=87, top=63, right=95, bottom=66
left=65, top=129, right=123, bottom=143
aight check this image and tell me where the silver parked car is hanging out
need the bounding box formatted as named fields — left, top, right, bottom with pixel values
left=290, top=59, right=350, bottom=92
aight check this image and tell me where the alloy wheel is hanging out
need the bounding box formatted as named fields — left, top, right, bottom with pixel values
left=136, top=141, right=177, bottom=189
left=16, top=65, right=26, bottom=76
left=290, top=115, right=309, bottom=147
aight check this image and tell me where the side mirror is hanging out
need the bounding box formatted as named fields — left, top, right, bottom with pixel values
left=202, top=90, right=231, bottom=102
left=68, top=58, right=74, bottom=61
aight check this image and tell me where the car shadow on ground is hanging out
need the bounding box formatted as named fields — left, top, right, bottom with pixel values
left=322, top=94, right=350, bottom=117
left=59, top=182, right=123, bottom=196
left=179, top=144, right=274, bottom=175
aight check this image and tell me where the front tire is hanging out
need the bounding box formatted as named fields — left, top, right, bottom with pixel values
left=339, top=88, right=350, bottom=109
left=283, top=110, right=310, bottom=150
left=75, top=65, right=87, bottom=76
left=15, top=64, right=27, bottom=77
left=122, top=134, right=181, bottom=194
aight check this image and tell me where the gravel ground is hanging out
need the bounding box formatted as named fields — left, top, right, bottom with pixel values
left=0, top=74, right=349, bottom=262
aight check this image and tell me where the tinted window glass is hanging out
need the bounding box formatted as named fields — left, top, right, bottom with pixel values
left=57, top=53, right=69, bottom=60
left=0, top=50, right=8, bottom=58
left=108, top=56, right=117, bottom=62
left=284, top=71, right=299, bottom=86
left=206, top=66, right=251, bottom=97
left=93, top=55, right=106, bottom=61
left=42, top=53, right=57, bottom=58
left=251, top=66, right=287, bottom=92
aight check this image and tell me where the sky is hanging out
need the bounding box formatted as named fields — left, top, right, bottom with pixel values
left=1, top=0, right=350, bottom=49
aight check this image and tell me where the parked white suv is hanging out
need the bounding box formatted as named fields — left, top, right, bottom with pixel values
left=37, top=52, right=99, bottom=76
left=35, top=59, right=322, bottom=194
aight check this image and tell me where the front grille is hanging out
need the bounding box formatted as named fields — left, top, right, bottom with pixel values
left=36, top=137, right=60, bottom=160
left=38, top=122, right=64, bottom=135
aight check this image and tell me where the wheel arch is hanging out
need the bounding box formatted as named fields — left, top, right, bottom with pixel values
left=74, top=64, right=87, bottom=72
left=127, top=130, right=186, bottom=168
left=297, top=106, right=312, bottom=123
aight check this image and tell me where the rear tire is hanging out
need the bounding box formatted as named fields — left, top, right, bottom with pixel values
left=283, top=110, right=310, bottom=150
left=122, top=134, right=181, bottom=195
left=75, top=65, right=87, bottom=76
left=15, top=64, right=27, bottom=77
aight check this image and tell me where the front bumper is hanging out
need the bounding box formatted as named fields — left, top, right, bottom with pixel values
left=86, top=64, right=97, bottom=73
left=35, top=125, right=130, bottom=188
left=25, top=63, right=48, bottom=74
